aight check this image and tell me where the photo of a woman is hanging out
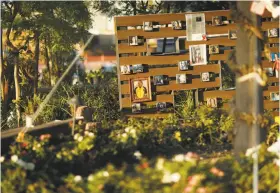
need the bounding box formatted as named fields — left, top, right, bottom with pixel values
left=189, top=44, right=207, bottom=66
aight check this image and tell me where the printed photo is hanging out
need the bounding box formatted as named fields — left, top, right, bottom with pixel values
left=268, top=28, right=279, bottom=38
left=146, top=37, right=178, bottom=55
left=270, top=92, right=279, bottom=101
left=201, top=72, right=210, bottom=82
left=132, top=103, right=141, bottom=113
left=129, top=36, right=139, bottom=46
left=176, top=74, right=187, bottom=84
left=132, top=64, right=144, bottom=73
left=120, top=65, right=131, bottom=74
left=189, top=44, right=207, bottom=66
left=206, top=98, right=218, bottom=108
left=209, top=45, right=219, bottom=55
left=178, top=61, right=189, bottom=71
left=130, top=77, right=152, bottom=102
left=156, top=102, right=167, bottom=112
left=154, top=75, right=165, bottom=86
left=270, top=53, right=280, bottom=62
left=228, top=30, right=237, bottom=40
left=212, top=16, right=223, bottom=26
left=143, top=21, right=154, bottom=32
left=171, top=20, right=183, bottom=30
left=186, top=13, right=206, bottom=41
left=264, top=67, right=274, bottom=77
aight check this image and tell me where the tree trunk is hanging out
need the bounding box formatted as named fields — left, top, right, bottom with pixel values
left=14, top=57, right=21, bottom=127
left=44, top=38, right=51, bottom=86
left=34, top=32, right=40, bottom=96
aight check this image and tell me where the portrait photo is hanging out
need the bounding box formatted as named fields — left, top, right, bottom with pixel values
left=268, top=28, right=279, bottom=38
left=153, top=75, right=167, bottom=86
left=189, top=44, right=207, bottom=66
left=178, top=61, right=189, bottom=71
left=132, top=103, right=141, bottom=113
left=206, top=98, right=218, bottom=108
left=209, top=45, right=220, bottom=55
left=228, top=30, right=237, bottom=40
left=171, top=20, right=183, bottom=30
left=264, top=67, right=274, bottom=77
left=201, top=72, right=210, bottom=82
left=156, top=102, right=167, bottom=112
left=212, top=16, right=223, bottom=26
left=120, top=65, right=131, bottom=74
left=270, top=52, right=280, bottom=62
left=143, top=21, right=154, bottom=32
left=176, top=74, right=187, bottom=84
left=132, top=64, right=144, bottom=73
left=130, top=77, right=152, bottom=102
left=270, top=92, right=279, bottom=101
left=128, top=36, right=139, bottom=46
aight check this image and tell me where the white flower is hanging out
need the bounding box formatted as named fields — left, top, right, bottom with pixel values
left=87, top=174, right=94, bottom=181
left=32, top=146, right=37, bottom=151
left=16, top=159, right=26, bottom=167
left=103, top=171, right=109, bottom=177
left=84, top=131, right=89, bottom=136
left=11, top=155, right=18, bottom=162
left=268, top=139, right=280, bottom=154
left=74, top=175, right=82, bottom=182
left=170, top=173, right=181, bottom=183
left=74, top=133, right=79, bottom=140
left=274, top=158, right=280, bottom=166
left=78, top=136, right=83, bottom=142
left=125, top=127, right=132, bottom=133
left=26, top=162, right=35, bottom=170
left=0, top=156, right=5, bottom=162
left=122, top=133, right=128, bottom=138
left=37, top=144, right=41, bottom=148
left=173, top=154, right=184, bottom=162
left=156, top=158, right=165, bottom=170
left=245, top=145, right=261, bottom=157
left=88, top=132, right=94, bottom=138
left=161, top=171, right=172, bottom=183
left=134, top=151, right=142, bottom=160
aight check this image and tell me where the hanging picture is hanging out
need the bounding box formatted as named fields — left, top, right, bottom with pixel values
left=143, top=21, right=154, bottom=32
left=212, top=16, right=223, bottom=26
left=120, top=65, right=131, bottom=74
left=171, top=20, right=184, bottom=30
left=189, top=44, right=207, bottom=65
left=156, top=102, right=167, bottom=112
left=268, top=28, right=279, bottom=37
left=146, top=37, right=178, bottom=55
left=201, top=72, right=210, bottom=82
left=153, top=75, right=168, bottom=86
left=264, top=67, right=274, bottom=77
left=270, top=53, right=280, bottom=61
left=132, top=64, right=144, bottom=73
left=186, top=13, right=206, bottom=41
left=228, top=30, right=237, bottom=39
left=132, top=103, right=141, bottom=113
left=206, top=98, right=218, bottom=108
left=209, top=45, right=220, bottom=55
left=176, top=74, right=187, bottom=84
left=178, top=61, right=190, bottom=71
left=130, top=77, right=152, bottom=102
left=128, top=36, right=143, bottom=46
left=270, top=92, right=279, bottom=101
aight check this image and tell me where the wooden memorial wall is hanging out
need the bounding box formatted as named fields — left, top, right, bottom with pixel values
left=114, top=10, right=279, bottom=117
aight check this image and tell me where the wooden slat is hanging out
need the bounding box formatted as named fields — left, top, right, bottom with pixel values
left=267, top=86, right=279, bottom=91
left=261, top=21, right=279, bottom=30
left=118, top=43, right=147, bottom=53
left=203, top=90, right=235, bottom=100
left=264, top=88, right=279, bottom=97
left=264, top=101, right=279, bottom=109
left=120, top=64, right=221, bottom=81
left=185, top=37, right=236, bottom=47
left=262, top=60, right=274, bottom=68
left=267, top=77, right=279, bottom=83
left=271, top=111, right=279, bottom=117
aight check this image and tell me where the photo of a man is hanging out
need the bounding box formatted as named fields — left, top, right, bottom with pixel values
left=120, top=65, right=131, bottom=74
left=132, top=64, right=144, bottom=73
left=156, top=102, right=167, bottom=112
left=206, top=98, right=217, bottom=108
left=201, top=72, right=210, bottom=82
left=171, top=20, right=183, bottom=30
left=209, top=45, right=219, bottom=55
left=212, top=16, right=223, bottom=26
left=268, top=28, right=279, bottom=37
left=228, top=30, right=237, bottom=39
left=143, top=21, right=153, bottom=32
left=131, top=78, right=152, bottom=102
left=129, top=36, right=138, bottom=46
left=176, top=74, right=187, bottom=84
left=154, top=75, right=164, bottom=85
left=178, top=61, right=189, bottom=71
left=270, top=92, right=279, bottom=101
left=189, top=44, right=207, bottom=66
left=132, top=103, right=141, bottom=113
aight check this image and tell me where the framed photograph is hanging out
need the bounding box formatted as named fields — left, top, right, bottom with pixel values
left=270, top=92, right=279, bottom=101
left=268, top=28, right=279, bottom=38
left=120, top=65, right=131, bottom=74
left=153, top=75, right=168, bottom=86
left=228, top=30, right=237, bottom=39
left=156, top=102, right=167, bottom=112
left=206, top=98, right=218, bottom=108
left=264, top=67, right=274, bottom=77
left=130, top=77, right=152, bottom=102
left=132, top=64, right=144, bottom=73
left=146, top=37, right=178, bottom=55
left=176, top=74, right=187, bottom=84
left=143, top=21, right=154, bottom=32
left=186, top=13, right=206, bottom=41
left=209, top=45, right=219, bottom=55
left=201, top=72, right=210, bottom=82
left=189, top=44, right=207, bottom=66
left=128, top=36, right=143, bottom=46
left=178, top=61, right=190, bottom=71
left=171, top=20, right=184, bottom=30
left=132, top=103, right=141, bottom=113
left=270, top=53, right=280, bottom=62
left=212, top=16, right=223, bottom=26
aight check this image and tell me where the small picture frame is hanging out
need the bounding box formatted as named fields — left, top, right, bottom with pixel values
left=120, top=65, right=131, bottom=74
left=130, top=77, right=152, bottom=102
left=143, top=21, right=154, bottom=32
left=153, top=75, right=168, bottom=86
left=212, top=16, right=223, bottom=26
left=132, top=64, right=144, bottom=73
left=270, top=92, right=279, bottom=101
left=228, top=30, right=237, bottom=40
left=268, top=28, right=279, bottom=38
left=132, top=103, right=141, bottom=113
left=201, top=72, right=210, bottom=82
left=264, top=67, right=274, bottom=77
left=270, top=53, right=280, bottom=62
left=176, top=74, right=187, bottom=84
left=206, top=98, right=218, bottom=108
left=209, top=45, right=219, bottom=55
left=178, top=61, right=190, bottom=71
left=156, top=102, right=167, bottom=112
left=171, top=20, right=184, bottom=30
left=128, top=36, right=143, bottom=46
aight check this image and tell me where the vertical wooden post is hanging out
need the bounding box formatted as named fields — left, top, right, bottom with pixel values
left=234, top=2, right=265, bottom=153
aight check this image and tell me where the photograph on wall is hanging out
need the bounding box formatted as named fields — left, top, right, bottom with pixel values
left=143, top=21, right=154, bottom=32
left=270, top=52, right=280, bottom=62
left=120, top=65, right=131, bottom=74
left=176, top=74, right=187, bottom=84
left=212, top=16, right=223, bottom=26
left=178, top=60, right=190, bottom=71
left=146, top=37, right=178, bottom=55
left=153, top=75, right=169, bottom=86
left=185, top=13, right=206, bottom=41
left=132, top=64, right=144, bottom=73
left=228, top=30, right=237, bottom=39
left=206, top=98, right=218, bottom=108
left=171, top=20, right=184, bottom=30
left=264, top=67, right=274, bottom=77
left=130, top=77, right=152, bottom=102
left=132, top=103, right=141, bottom=113
left=270, top=92, right=279, bottom=101
left=268, top=28, right=279, bottom=38
left=128, top=36, right=143, bottom=46
left=156, top=102, right=167, bottom=112
left=189, top=44, right=207, bottom=65
left=209, top=45, right=220, bottom=55
left=201, top=72, right=210, bottom=82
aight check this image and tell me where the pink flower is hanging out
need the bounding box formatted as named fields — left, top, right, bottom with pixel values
left=197, top=187, right=207, bottom=193
left=40, top=134, right=51, bottom=141
left=210, top=167, right=224, bottom=177
left=183, top=186, right=193, bottom=193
